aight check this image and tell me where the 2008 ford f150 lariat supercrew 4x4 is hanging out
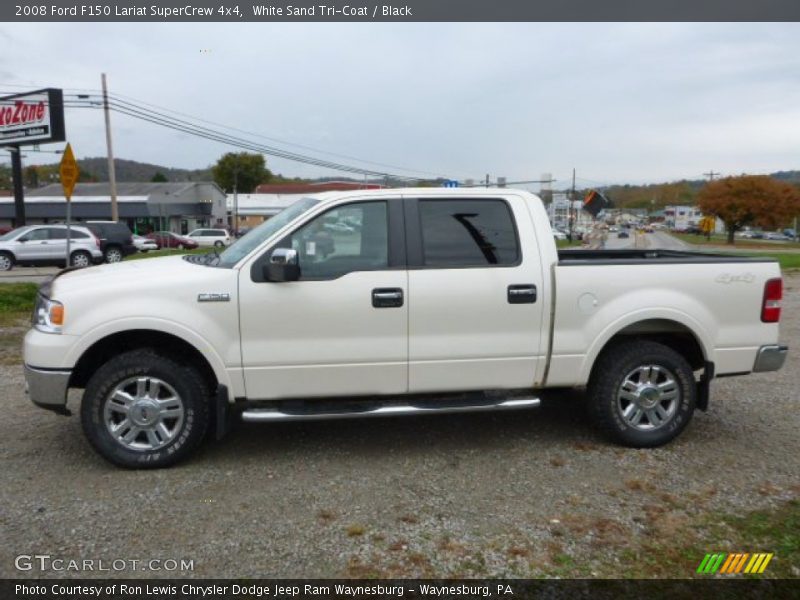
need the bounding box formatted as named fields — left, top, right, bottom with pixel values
left=23, top=189, right=788, bottom=467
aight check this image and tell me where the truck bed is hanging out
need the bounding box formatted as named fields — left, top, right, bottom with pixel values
left=558, top=248, right=776, bottom=265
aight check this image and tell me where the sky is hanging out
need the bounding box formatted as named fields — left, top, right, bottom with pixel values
left=1, top=22, right=799, bottom=190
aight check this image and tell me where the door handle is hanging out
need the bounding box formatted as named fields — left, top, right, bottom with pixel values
left=508, top=284, right=537, bottom=304
left=372, top=288, right=404, bottom=308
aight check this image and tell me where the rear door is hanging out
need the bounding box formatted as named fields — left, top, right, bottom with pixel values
left=405, top=195, right=546, bottom=392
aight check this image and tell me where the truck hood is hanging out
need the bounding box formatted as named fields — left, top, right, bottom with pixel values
left=47, top=255, right=235, bottom=299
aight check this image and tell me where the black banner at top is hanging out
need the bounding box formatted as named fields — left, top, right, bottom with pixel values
left=4, top=0, right=800, bottom=22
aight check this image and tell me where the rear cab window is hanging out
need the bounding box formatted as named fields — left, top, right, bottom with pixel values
left=415, top=198, right=520, bottom=267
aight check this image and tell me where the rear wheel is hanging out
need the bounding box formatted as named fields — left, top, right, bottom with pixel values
left=104, top=246, right=123, bottom=263
left=214, top=240, right=224, bottom=248
left=70, top=250, right=92, bottom=268
left=0, top=252, right=13, bottom=271
left=81, top=350, right=210, bottom=468
left=588, top=340, right=696, bottom=447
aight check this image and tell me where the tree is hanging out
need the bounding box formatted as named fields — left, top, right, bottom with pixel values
left=23, top=165, right=40, bottom=188
left=151, top=171, right=168, bottom=182
left=211, top=152, right=271, bottom=193
left=697, top=175, right=800, bottom=244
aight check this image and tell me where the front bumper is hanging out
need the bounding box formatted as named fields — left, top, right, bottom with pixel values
left=24, top=364, right=71, bottom=413
left=753, top=345, right=789, bottom=373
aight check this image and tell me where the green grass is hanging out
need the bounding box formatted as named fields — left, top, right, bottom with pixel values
left=123, top=247, right=209, bottom=261
left=556, top=238, right=583, bottom=248
left=0, top=283, right=38, bottom=324
left=671, top=232, right=800, bottom=249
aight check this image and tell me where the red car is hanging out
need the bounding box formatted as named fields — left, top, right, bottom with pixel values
left=146, top=231, right=199, bottom=250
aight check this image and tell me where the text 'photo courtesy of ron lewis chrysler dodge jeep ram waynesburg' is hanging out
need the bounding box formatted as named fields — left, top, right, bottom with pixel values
left=23, top=189, right=787, bottom=468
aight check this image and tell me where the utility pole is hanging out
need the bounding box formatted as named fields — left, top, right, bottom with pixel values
left=568, top=168, right=576, bottom=242
left=703, top=170, right=720, bottom=181
left=9, top=146, right=25, bottom=227
left=102, top=73, right=119, bottom=221
left=232, top=167, right=238, bottom=237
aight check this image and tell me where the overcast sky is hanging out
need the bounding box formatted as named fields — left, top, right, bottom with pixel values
left=1, top=23, right=799, bottom=189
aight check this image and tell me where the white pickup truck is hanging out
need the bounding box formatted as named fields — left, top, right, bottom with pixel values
left=23, top=189, right=788, bottom=468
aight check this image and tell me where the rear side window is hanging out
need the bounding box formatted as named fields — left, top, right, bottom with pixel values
left=418, top=199, right=519, bottom=267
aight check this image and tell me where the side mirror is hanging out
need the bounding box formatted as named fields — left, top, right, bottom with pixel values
left=264, top=248, right=300, bottom=282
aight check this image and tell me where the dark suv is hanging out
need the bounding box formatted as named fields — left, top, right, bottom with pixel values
left=86, top=221, right=137, bottom=263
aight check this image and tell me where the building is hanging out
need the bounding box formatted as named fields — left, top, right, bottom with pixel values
left=546, top=192, right=594, bottom=232
left=254, top=181, right=382, bottom=194
left=0, top=182, right=227, bottom=234
left=227, top=193, right=306, bottom=228
left=663, top=205, right=704, bottom=231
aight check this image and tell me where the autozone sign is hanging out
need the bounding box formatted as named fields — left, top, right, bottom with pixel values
left=0, top=88, right=65, bottom=146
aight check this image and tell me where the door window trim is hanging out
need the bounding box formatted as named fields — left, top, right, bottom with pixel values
left=404, top=197, right=523, bottom=269
left=250, top=199, right=407, bottom=282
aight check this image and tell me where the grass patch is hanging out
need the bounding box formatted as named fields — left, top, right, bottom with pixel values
left=123, top=248, right=209, bottom=261
left=670, top=232, right=800, bottom=249
left=0, top=283, right=37, bottom=327
left=556, top=239, right=583, bottom=248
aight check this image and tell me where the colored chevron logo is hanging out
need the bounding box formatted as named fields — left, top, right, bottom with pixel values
left=696, top=552, right=774, bottom=574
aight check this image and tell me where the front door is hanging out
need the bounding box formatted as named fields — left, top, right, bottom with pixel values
left=238, top=199, right=408, bottom=399
left=16, top=227, right=51, bottom=261
left=405, top=195, right=546, bottom=392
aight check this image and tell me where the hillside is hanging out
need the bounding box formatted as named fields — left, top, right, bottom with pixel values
left=75, top=157, right=213, bottom=182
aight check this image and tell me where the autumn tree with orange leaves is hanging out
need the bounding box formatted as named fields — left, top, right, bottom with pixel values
left=697, top=175, right=800, bottom=244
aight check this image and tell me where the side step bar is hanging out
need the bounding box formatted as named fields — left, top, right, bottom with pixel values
left=241, top=397, right=540, bottom=423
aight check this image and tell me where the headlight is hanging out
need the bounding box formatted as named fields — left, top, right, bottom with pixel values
left=32, top=294, right=65, bottom=334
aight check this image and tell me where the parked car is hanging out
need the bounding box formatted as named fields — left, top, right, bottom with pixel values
left=23, top=189, right=787, bottom=468
left=0, top=226, right=12, bottom=236
left=186, top=228, right=232, bottom=248
left=146, top=231, right=199, bottom=250
left=85, top=221, right=137, bottom=263
left=764, top=232, right=790, bottom=241
left=552, top=230, right=567, bottom=241
left=132, top=234, right=158, bottom=252
left=617, top=230, right=630, bottom=239
left=0, top=224, right=102, bottom=271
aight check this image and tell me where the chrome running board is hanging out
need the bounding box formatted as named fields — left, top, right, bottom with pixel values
left=240, top=397, right=540, bottom=423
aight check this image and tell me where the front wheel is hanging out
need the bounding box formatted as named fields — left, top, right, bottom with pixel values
left=81, top=350, right=210, bottom=468
left=588, top=340, right=696, bottom=448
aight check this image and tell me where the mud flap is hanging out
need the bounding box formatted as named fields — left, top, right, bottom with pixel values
left=214, top=385, right=232, bottom=441
left=696, top=361, right=714, bottom=412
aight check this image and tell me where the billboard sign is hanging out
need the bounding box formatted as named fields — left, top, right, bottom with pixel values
left=0, top=88, right=65, bottom=147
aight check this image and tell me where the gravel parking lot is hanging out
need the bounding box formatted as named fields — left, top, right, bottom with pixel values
left=1, top=275, right=798, bottom=579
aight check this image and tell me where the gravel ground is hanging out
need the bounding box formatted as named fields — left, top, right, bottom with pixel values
left=1, top=275, right=798, bottom=579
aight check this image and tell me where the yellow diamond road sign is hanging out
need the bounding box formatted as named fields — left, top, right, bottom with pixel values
left=59, top=143, right=79, bottom=202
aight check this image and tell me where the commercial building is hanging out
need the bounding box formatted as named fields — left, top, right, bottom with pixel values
left=227, top=193, right=306, bottom=228
left=546, top=192, right=594, bottom=232
left=0, top=182, right=227, bottom=233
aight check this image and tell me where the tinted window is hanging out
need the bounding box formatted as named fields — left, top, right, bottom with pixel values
left=287, top=201, right=388, bottom=280
left=50, top=229, right=90, bottom=239
left=419, top=199, right=519, bottom=267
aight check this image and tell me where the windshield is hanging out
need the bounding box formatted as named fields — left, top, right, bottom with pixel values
left=216, top=197, right=320, bottom=268
left=0, top=227, right=28, bottom=241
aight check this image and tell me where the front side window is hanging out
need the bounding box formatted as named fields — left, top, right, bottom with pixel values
left=286, top=201, right=388, bottom=280
left=23, top=228, right=49, bottom=241
left=418, top=199, right=519, bottom=267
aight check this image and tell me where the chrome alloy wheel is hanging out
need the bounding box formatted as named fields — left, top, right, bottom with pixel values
left=616, top=365, right=679, bottom=430
left=71, top=253, right=90, bottom=268
left=104, top=376, right=185, bottom=451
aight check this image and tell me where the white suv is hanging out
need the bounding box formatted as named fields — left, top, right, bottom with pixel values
left=186, top=228, right=231, bottom=248
left=0, top=224, right=103, bottom=271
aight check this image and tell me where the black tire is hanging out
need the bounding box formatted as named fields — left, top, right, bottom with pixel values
left=588, top=340, right=696, bottom=448
left=104, top=246, right=123, bottom=263
left=70, top=250, right=92, bottom=268
left=0, top=251, right=13, bottom=272
left=214, top=240, right=224, bottom=248
left=81, top=350, right=210, bottom=468
left=177, top=244, right=184, bottom=250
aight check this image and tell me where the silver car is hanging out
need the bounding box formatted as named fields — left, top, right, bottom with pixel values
left=0, top=224, right=103, bottom=271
